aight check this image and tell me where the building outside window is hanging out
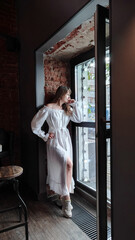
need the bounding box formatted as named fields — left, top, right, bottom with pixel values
left=73, top=49, right=111, bottom=201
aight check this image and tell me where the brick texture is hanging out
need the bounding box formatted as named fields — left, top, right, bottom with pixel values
left=0, top=0, right=20, bottom=165
left=44, top=57, right=71, bottom=103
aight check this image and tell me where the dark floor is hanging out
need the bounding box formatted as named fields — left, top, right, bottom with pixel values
left=0, top=182, right=92, bottom=240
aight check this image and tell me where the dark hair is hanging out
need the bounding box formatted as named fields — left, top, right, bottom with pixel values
left=53, top=86, right=72, bottom=115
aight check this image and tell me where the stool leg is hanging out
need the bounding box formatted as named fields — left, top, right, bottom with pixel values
left=13, top=179, right=29, bottom=240
left=18, top=204, right=22, bottom=222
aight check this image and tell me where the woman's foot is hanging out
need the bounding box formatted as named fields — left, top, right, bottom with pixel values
left=62, top=198, right=73, bottom=218
left=55, top=196, right=63, bottom=207
left=47, top=188, right=58, bottom=199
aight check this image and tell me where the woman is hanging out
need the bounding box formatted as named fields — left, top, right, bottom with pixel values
left=31, top=86, right=82, bottom=218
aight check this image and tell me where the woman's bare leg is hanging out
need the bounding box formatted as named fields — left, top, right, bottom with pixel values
left=64, top=157, right=73, bottom=201
left=46, top=184, right=57, bottom=197
left=62, top=157, right=73, bottom=217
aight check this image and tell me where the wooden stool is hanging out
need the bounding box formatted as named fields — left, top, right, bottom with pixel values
left=0, top=165, right=28, bottom=240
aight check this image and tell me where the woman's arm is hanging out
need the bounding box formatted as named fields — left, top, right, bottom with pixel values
left=70, top=101, right=82, bottom=123
left=31, top=106, right=49, bottom=142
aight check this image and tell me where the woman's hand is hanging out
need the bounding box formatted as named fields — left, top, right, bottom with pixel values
left=48, top=132, right=55, bottom=139
left=68, top=99, right=75, bottom=104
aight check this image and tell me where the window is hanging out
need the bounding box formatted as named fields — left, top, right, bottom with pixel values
left=71, top=45, right=111, bottom=202
left=71, top=48, right=96, bottom=196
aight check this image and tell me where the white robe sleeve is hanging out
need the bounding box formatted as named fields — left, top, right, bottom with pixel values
left=70, top=101, right=82, bottom=123
left=31, top=106, right=49, bottom=142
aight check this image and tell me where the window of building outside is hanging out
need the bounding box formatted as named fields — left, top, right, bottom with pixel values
left=74, top=48, right=111, bottom=201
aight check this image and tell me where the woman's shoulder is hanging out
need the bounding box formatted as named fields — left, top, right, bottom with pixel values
left=44, top=103, right=59, bottom=111
left=45, top=103, right=56, bottom=110
left=45, top=103, right=54, bottom=108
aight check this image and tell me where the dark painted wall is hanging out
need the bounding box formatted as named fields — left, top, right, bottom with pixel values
left=0, top=0, right=21, bottom=165
left=112, top=0, right=135, bottom=239
left=17, top=0, right=90, bottom=197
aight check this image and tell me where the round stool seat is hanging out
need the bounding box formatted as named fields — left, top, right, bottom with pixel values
left=0, top=165, right=23, bottom=180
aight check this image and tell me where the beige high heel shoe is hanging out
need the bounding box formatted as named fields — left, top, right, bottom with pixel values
left=62, top=199, right=73, bottom=218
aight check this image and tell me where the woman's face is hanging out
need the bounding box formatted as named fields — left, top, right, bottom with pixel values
left=61, top=91, right=71, bottom=103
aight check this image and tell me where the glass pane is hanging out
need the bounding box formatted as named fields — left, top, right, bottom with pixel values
left=106, top=18, right=112, bottom=240
left=107, top=138, right=111, bottom=239
left=75, top=58, right=95, bottom=122
left=76, top=127, right=96, bottom=191
left=106, top=138, right=111, bottom=201
left=105, top=19, right=110, bottom=124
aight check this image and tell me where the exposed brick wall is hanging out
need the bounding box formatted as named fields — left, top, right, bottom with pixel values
left=44, top=57, right=70, bottom=103
left=0, top=0, right=20, bottom=165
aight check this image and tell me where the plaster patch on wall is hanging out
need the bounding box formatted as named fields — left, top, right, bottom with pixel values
left=44, top=17, right=94, bottom=61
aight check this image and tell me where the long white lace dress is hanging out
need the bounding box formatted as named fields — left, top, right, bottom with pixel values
left=31, top=102, right=82, bottom=196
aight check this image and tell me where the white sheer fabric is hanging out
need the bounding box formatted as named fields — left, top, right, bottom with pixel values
left=31, top=102, right=82, bottom=196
